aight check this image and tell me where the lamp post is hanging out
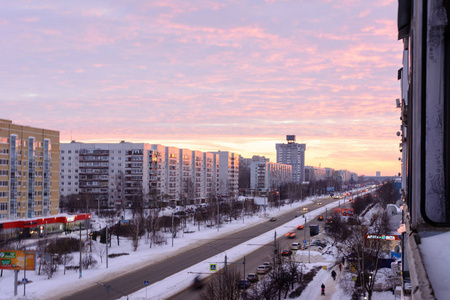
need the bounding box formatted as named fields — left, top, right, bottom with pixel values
left=171, top=211, right=175, bottom=247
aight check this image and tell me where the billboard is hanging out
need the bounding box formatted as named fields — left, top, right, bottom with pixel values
left=0, top=250, right=35, bottom=270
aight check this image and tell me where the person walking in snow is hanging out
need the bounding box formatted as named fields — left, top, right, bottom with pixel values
left=331, top=270, right=337, bottom=281
left=339, top=263, right=342, bottom=272
left=321, top=283, right=325, bottom=295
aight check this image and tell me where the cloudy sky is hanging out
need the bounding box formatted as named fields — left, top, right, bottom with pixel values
left=1, top=0, right=402, bottom=176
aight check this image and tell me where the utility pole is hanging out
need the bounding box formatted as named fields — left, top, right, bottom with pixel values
left=217, top=197, right=220, bottom=232
left=79, top=223, right=82, bottom=279
left=172, top=212, right=174, bottom=247
left=273, top=231, right=277, bottom=268
left=106, top=226, right=108, bottom=269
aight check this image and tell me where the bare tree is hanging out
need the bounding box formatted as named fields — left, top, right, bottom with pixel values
left=95, top=242, right=106, bottom=264
left=200, top=266, right=242, bottom=300
left=332, top=210, right=394, bottom=300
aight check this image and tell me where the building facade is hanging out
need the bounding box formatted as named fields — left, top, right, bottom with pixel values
left=397, top=1, right=450, bottom=298
left=276, top=135, right=306, bottom=183
left=304, top=166, right=326, bottom=182
left=61, top=142, right=226, bottom=207
left=250, top=160, right=292, bottom=191
left=0, top=119, right=60, bottom=220
left=210, top=151, right=239, bottom=199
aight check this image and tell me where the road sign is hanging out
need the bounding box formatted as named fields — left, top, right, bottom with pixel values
left=144, top=280, right=149, bottom=286
left=210, top=264, right=217, bottom=271
left=303, top=240, right=307, bottom=244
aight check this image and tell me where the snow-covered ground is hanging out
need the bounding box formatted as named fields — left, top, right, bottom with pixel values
left=1, top=190, right=399, bottom=300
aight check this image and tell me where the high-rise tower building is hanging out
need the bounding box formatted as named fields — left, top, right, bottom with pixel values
left=276, top=135, right=306, bottom=183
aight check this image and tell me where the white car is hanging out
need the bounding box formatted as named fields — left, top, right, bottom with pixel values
left=256, top=265, right=271, bottom=274
left=291, top=242, right=300, bottom=250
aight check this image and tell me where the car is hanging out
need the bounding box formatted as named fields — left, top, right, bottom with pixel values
left=325, top=217, right=333, bottom=224
left=270, top=217, right=277, bottom=222
left=297, top=225, right=304, bottom=230
left=300, top=244, right=308, bottom=250
left=285, top=231, right=296, bottom=238
left=257, top=265, right=271, bottom=274
left=239, top=279, right=251, bottom=289
left=291, top=242, right=300, bottom=250
left=317, top=215, right=324, bottom=221
left=281, top=249, right=293, bottom=256
left=310, top=240, right=327, bottom=248
left=247, top=273, right=258, bottom=283
left=238, top=279, right=251, bottom=289
left=317, top=202, right=322, bottom=205
left=262, top=262, right=272, bottom=269
left=302, top=207, right=309, bottom=211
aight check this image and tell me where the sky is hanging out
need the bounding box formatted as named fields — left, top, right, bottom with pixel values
left=0, top=0, right=402, bottom=176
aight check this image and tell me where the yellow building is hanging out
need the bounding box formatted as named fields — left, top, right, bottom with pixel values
left=0, top=119, right=59, bottom=220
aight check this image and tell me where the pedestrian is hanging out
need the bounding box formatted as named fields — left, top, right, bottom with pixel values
left=321, top=283, right=325, bottom=295
left=342, top=256, right=345, bottom=265
left=339, top=263, right=342, bottom=272
left=331, top=270, right=337, bottom=281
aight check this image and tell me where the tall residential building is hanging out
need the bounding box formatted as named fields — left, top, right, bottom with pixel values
left=60, top=141, right=152, bottom=208
left=0, top=119, right=60, bottom=220
left=276, top=135, right=306, bottom=183
left=61, top=142, right=228, bottom=207
left=211, top=151, right=239, bottom=199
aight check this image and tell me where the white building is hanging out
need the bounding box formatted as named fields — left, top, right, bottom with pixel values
left=210, top=151, right=239, bottom=199
left=60, top=142, right=227, bottom=207
left=250, top=161, right=292, bottom=191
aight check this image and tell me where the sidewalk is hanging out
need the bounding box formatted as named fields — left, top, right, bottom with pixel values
left=295, top=263, right=343, bottom=300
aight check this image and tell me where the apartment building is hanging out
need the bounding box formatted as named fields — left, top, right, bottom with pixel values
left=249, top=160, right=292, bottom=191
left=276, top=135, right=306, bottom=183
left=304, top=166, right=327, bottom=182
left=0, top=119, right=59, bottom=220
left=210, top=151, right=239, bottom=199
left=61, top=142, right=230, bottom=207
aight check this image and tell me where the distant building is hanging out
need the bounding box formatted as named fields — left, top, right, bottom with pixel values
left=304, top=166, right=326, bottom=182
left=276, top=135, right=306, bottom=183
left=376, top=171, right=381, bottom=177
left=250, top=161, right=292, bottom=191
left=0, top=119, right=60, bottom=220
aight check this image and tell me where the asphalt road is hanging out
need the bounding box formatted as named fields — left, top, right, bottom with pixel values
left=61, top=196, right=342, bottom=300
left=169, top=198, right=338, bottom=300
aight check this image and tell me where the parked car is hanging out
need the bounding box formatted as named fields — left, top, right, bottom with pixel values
left=310, top=240, right=327, bottom=248
left=238, top=279, right=251, bottom=289
left=297, top=225, right=304, bottom=230
left=247, top=273, right=258, bottom=283
left=262, top=262, right=272, bottom=269
left=291, top=242, right=300, bottom=250
left=257, top=265, right=271, bottom=274
left=281, top=249, right=293, bottom=256
left=270, top=217, right=277, bottom=222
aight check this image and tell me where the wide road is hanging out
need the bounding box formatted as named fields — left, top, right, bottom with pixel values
left=62, top=196, right=343, bottom=300
left=170, top=199, right=342, bottom=300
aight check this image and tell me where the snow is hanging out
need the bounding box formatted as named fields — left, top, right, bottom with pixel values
left=418, top=231, right=450, bottom=300
left=0, top=189, right=406, bottom=300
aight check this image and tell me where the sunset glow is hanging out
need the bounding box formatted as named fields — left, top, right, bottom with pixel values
left=0, top=0, right=401, bottom=176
